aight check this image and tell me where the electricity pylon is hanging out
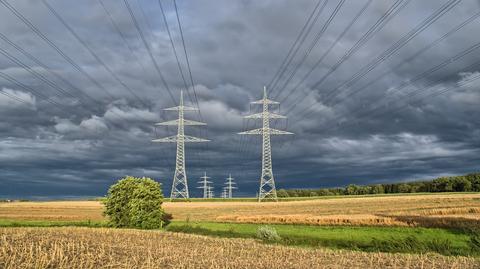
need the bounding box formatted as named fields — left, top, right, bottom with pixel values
left=239, top=86, right=293, bottom=201
left=153, top=91, right=209, bottom=200
left=197, top=171, right=212, bottom=199
left=220, top=187, right=227, bottom=199
left=224, top=174, right=237, bottom=198
left=207, top=185, right=214, bottom=198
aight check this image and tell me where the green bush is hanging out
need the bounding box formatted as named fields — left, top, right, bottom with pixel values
left=103, top=176, right=171, bottom=229
left=256, top=225, right=281, bottom=242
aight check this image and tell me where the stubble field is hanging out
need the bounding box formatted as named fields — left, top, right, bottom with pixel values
left=1, top=227, right=478, bottom=269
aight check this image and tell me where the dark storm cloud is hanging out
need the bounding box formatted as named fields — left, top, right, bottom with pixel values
left=0, top=0, right=479, bottom=198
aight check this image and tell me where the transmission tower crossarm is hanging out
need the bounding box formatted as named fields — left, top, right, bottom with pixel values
left=152, top=135, right=178, bottom=143
left=238, top=128, right=263, bottom=135
left=164, top=105, right=197, bottom=111
left=238, top=128, right=293, bottom=135
left=244, top=112, right=286, bottom=119
left=155, top=119, right=207, bottom=126
left=268, top=128, right=294, bottom=135
left=184, top=135, right=210, bottom=142
left=250, top=98, right=279, bottom=105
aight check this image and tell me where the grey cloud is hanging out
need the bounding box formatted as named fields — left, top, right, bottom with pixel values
left=0, top=0, right=479, bottom=198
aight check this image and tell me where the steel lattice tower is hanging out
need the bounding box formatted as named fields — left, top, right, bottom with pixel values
left=197, top=171, right=212, bottom=199
left=153, top=91, right=209, bottom=200
left=207, top=185, right=214, bottom=198
left=224, top=174, right=237, bottom=198
left=220, top=187, right=227, bottom=199
left=239, top=86, right=293, bottom=201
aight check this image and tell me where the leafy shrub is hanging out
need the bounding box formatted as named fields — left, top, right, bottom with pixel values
left=256, top=225, right=281, bottom=242
left=103, top=176, right=170, bottom=229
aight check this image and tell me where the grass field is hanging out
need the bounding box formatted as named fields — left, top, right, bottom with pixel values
left=1, top=227, right=478, bottom=269
left=167, top=222, right=479, bottom=256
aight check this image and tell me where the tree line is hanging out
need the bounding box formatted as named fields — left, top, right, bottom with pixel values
left=277, top=172, right=480, bottom=197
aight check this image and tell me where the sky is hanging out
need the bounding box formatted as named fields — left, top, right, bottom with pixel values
left=0, top=0, right=479, bottom=199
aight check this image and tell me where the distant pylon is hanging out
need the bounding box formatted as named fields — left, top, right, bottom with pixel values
left=224, top=174, right=237, bottom=198
left=197, top=171, right=212, bottom=199
left=220, top=187, right=227, bottom=199
left=207, top=185, right=214, bottom=198
left=239, top=86, right=293, bottom=201
left=153, top=91, right=209, bottom=200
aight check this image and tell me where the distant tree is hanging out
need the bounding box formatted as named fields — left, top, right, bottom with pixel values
left=103, top=176, right=171, bottom=229
left=397, top=183, right=412, bottom=193
left=452, top=177, right=472, bottom=192
left=344, top=184, right=360, bottom=195
left=317, top=189, right=333, bottom=196
left=432, top=177, right=454, bottom=192
left=276, top=189, right=289, bottom=198
left=469, top=173, right=480, bottom=191
left=370, top=184, right=385, bottom=194
left=278, top=172, right=480, bottom=197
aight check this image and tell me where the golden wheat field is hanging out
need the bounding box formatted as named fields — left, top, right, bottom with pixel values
left=1, top=193, right=478, bottom=228
left=0, top=227, right=478, bottom=269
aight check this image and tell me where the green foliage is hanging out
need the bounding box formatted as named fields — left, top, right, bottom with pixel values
left=255, top=225, right=281, bottom=242
left=282, top=172, right=480, bottom=197
left=276, top=189, right=289, bottom=198
left=103, top=176, right=170, bottom=229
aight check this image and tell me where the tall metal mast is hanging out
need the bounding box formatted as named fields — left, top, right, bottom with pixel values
left=153, top=91, right=209, bottom=200
left=224, top=174, right=237, bottom=199
left=239, top=86, right=293, bottom=201
left=197, top=171, right=212, bottom=199
left=207, top=185, right=214, bottom=198
left=220, top=187, right=227, bottom=199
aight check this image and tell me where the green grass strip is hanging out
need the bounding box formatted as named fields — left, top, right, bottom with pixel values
left=167, top=221, right=480, bottom=257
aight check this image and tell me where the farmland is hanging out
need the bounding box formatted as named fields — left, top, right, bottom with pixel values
left=0, top=193, right=479, bottom=268
left=1, top=193, right=479, bottom=228
left=1, top=227, right=479, bottom=269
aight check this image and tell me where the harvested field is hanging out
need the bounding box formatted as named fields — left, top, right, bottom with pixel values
left=215, top=214, right=410, bottom=226
left=1, top=193, right=479, bottom=228
left=0, top=201, right=104, bottom=221
left=0, top=227, right=478, bottom=269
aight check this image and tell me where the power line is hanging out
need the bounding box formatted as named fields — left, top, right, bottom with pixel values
left=173, top=0, right=202, bottom=118
left=97, top=0, right=155, bottom=89
left=280, top=0, right=411, bottom=118
left=41, top=0, right=149, bottom=107
left=304, top=39, right=480, bottom=132
left=266, top=0, right=326, bottom=93
left=0, top=0, right=118, bottom=101
left=277, top=0, right=373, bottom=107
left=327, top=8, right=480, bottom=111
left=158, top=0, right=190, bottom=98
left=122, top=0, right=177, bottom=104
left=240, top=0, right=407, bottom=158
left=0, top=33, right=104, bottom=113
left=237, top=1, right=327, bottom=158
left=271, top=0, right=346, bottom=100
left=320, top=0, right=461, bottom=106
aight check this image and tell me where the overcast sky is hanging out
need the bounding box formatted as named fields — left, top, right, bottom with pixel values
left=0, top=0, right=479, bottom=199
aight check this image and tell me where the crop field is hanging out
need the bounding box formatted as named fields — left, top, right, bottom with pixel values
left=1, top=227, right=478, bottom=269
left=1, top=193, right=478, bottom=228
left=1, top=193, right=479, bottom=268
